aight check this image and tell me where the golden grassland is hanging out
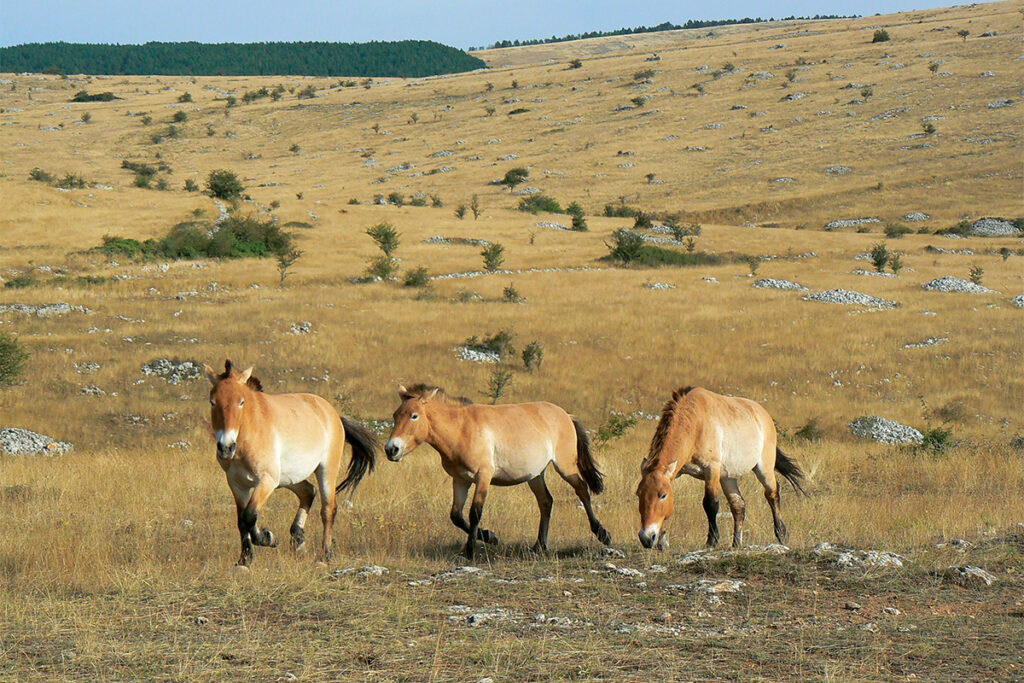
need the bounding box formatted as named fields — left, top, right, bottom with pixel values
left=0, top=2, right=1022, bottom=680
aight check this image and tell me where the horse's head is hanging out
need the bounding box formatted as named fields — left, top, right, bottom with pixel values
left=636, top=462, right=677, bottom=550
left=385, top=384, right=439, bottom=462
left=204, top=359, right=255, bottom=461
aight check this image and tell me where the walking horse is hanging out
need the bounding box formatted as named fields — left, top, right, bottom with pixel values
left=205, top=360, right=378, bottom=566
left=636, top=386, right=806, bottom=550
left=384, top=384, right=611, bottom=559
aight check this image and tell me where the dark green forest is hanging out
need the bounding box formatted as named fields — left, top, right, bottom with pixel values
left=477, top=15, right=857, bottom=50
left=0, top=41, right=486, bottom=77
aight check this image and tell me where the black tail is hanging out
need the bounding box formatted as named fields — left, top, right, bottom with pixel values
left=337, top=416, right=379, bottom=493
left=775, top=447, right=807, bottom=496
left=573, top=418, right=605, bottom=495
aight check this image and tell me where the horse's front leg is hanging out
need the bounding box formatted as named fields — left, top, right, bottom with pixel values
left=464, top=470, right=494, bottom=560
left=450, top=478, right=498, bottom=546
left=235, top=477, right=279, bottom=566
left=703, top=465, right=722, bottom=548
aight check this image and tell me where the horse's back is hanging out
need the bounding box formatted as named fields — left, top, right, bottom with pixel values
left=465, top=401, right=576, bottom=483
left=682, top=388, right=776, bottom=476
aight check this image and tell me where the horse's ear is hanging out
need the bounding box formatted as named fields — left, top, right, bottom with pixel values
left=238, top=366, right=254, bottom=384
left=398, top=384, right=412, bottom=400
left=423, top=387, right=440, bottom=403
left=224, top=359, right=234, bottom=373
left=204, top=363, right=219, bottom=385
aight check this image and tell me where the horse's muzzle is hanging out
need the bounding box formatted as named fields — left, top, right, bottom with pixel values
left=217, top=442, right=237, bottom=460
left=385, top=443, right=401, bottom=462
left=638, top=528, right=667, bottom=550
left=638, top=529, right=656, bottom=549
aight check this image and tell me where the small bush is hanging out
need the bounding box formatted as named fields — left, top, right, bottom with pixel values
left=604, top=203, right=640, bottom=218
left=184, top=178, right=199, bottom=192
left=4, top=274, right=38, bottom=289
left=0, top=333, right=28, bottom=386
left=922, top=122, right=936, bottom=135
left=522, top=341, right=543, bottom=372
left=297, top=86, right=317, bottom=100
left=471, top=195, right=482, bottom=219
left=502, top=167, right=529, bottom=190
left=633, top=69, right=656, bottom=82
left=919, top=426, right=954, bottom=454
left=870, top=243, right=889, bottom=272
left=517, top=195, right=562, bottom=214
left=503, top=283, right=522, bottom=303
left=455, top=205, right=467, bottom=219
left=71, top=91, right=117, bottom=102
left=872, top=29, right=891, bottom=43
left=884, top=223, right=912, bottom=239
left=403, top=266, right=430, bottom=288
left=465, top=330, right=515, bottom=359
left=172, top=111, right=188, bottom=123
left=605, top=229, right=645, bottom=264
left=486, top=367, right=514, bottom=404
left=889, top=254, right=904, bottom=275
left=482, top=243, right=505, bottom=271
left=630, top=96, right=647, bottom=108
left=366, top=223, right=400, bottom=257
left=80, top=112, right=91, bottom=124
left=794, top=418, right=822, bottom=442
left=366, top=256, right=399, bottom=280
left=596, top=411, right=637, bottom=444
left=508, top=108, right=530, bottom=116
left=387, top=192, right=405, bottom=206
left=178, top=92, right=193, bottom=103
left=968, top=264, right=984, bottom=285
left=276, top=248, right=302, bottom=286
left=55, top=172, right=87, bottom=189
left=289, top=143, right=300, bottom=154
left=571, top=213, right=588, bottom=231
left=568, top=58, right=582, bottom=69
left=28, top=167, right=54, bottom=183
left=205, top=169, right=244, bottom=200
left=409, top=196, right=427, bottom=207
left=633, top=211, right=653, bottom=230
left=430, top=194, right=443, bottom=208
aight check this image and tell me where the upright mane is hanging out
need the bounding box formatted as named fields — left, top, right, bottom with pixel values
left=403, top=383, right=473, bottom=405
left=216, top=359, right=264, bottom=392
left=641, top=385, right=695, bottom=473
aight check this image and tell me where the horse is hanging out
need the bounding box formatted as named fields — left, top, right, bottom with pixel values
left=204, top=360, right=378, bottom=566
left=384, top=384, right=611, bottom=559
left=636, top=386, right=805, bottom=551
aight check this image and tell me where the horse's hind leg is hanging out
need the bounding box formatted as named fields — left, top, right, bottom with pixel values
left=284, top=481, right=316, bottom=552
left=753, top=465, right=788, bottom=544
left=315, top=465, right=339, bottom=562
left=527, top=473, right=554, bottom=552
left=720, top=477, right=746, bottom=548
left=703, top=468, right=722, bottom=548
left=560, top=472, right=612, bottom=546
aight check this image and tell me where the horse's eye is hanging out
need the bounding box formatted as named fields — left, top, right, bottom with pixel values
left=239, top=398, right=245, bottom=408
left=209, top=398, right=215, bottom=406
left=659, top=493, right=668, bottom=501
left=411, top=413, right=419, bottom=421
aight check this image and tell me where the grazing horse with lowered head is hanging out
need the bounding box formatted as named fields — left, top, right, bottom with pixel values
left=385, top=384, right=611, bottom=559
left=637, top=386, right=805, bottom=551
left=205, top=360, right=378, bottom=566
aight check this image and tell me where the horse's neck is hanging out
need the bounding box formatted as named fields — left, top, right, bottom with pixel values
left=660, top=419, right=697, bottom=472
left=425, top=403, right=468, bottom=461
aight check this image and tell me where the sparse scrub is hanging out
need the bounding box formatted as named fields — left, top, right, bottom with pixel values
left=884, top=223, right=912, bottom=239
left=403, top=266, right=430, bottom=288
left=502, top=167, right=529, bottom=191
left=794, top=418, right=822, bottom=442
left=872, top=29, right=891, bottom=43
left=481, top=243, right=505, bottom=271
left=521, top=341, right=543, bottom=372
left=596, top=411, right=637, bottom=444
left=485, top=367, right=514, bottom=404
left=205, top=169, right=243, bottom=200
left=870, top=243, right=890, bottom=272
left=465, top=330, right=515, bottom=360
left=276, top=248, right=303, bottom=286
left=968, top=264, right=984, bottom=285
left=0, top=332, right=28, bottom=386
left=502, top=282, right=522, bottom=303
left=387, top=192, right=405, bottom=206
left=518, top=195, right=562, bottom=214
left=889, top=254, right=904, bottom=275
left=454, top=205, right=467, bottom=220
left=95, top=214, right=293, bottom=261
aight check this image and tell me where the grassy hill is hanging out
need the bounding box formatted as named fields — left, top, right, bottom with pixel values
left=0, top=2, right=1021, bottom=680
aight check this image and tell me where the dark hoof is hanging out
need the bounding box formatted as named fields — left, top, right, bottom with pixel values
left=290, top=535, right=306, bottom=553
left=596, top=527, right=613, bottom=546
left=479, top=529, right=499, bottom=545
left=531, top=542, right=549, bottom=555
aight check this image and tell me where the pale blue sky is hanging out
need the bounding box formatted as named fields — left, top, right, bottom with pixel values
left=1, top=1, right=951, bottom=50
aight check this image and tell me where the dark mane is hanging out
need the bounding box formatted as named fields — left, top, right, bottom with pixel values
left=217, top=359, right=264, bottom=392
left=403, top=382, right=473, bottom=405
left=641, top=386, right=695, bottom=473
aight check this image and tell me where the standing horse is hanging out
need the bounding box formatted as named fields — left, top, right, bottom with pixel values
left=636, top=386, right=805, bottom=551
left=205, top=360, right=378, bottom=566
left=384, top=384, right=611, bottom=559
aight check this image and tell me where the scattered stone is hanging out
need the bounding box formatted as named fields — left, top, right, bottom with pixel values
left=74, top=361, right=100, bottom=373
left=771, top=177, right=795, bottom=184
left=336, top=565, right=390, bottom=578
left=514, top=186, right=542, bottom=195
left=942, top=565, right=997, bottom=587
left=850, top=416, right=923, bottom=444
left=967, top=217, right=1021, bottom=236
left=598, top=547, right=625, bottom=559
left=535, top=221, right=569, bottom=231
left=752, top=278, right=807, bottom=291
left=409, top=565, right=486, bottom=586
left=141, top=358, right=203, bottom=385
left=903, top=336, right=948, bottom=349
left=0, top=428, right=73, bottom=456
left=289, top=321, right=313, bottom=334
left=936, top=538, right=973, bottom=552
left=644, top=282, right=676, bottom=290
left=904, top=212, right=930, bottom=222
left=781, top=92, right=805, bottom=101
left=837, top=549, right=909, bottom=569
left=748, top=72, right=774, bottom=80
left=824, top=166, right=852, bottom=176
left=423, top=236, right=492, bottom=247
left=825, top=217, right=880, bottom=230
left=844, top=601, right=862, bottom=611
left=922, top=276, right=996, bottom=294
left=702, top=277, right=718, bottom=283
left=80, top=385, right=105, bottom=396
left=1011, top=295, right=1024, bottom=309
left=987, top=99, right=1014, bottom=109
left=0, top=302, right=91, bottom=317
left=666, top=579, right=744, bottom=594
left=882, top=606, right=901, bottom=616
left=803, top=289, right=897, bottom=309
left=605, top=563, right=643, bottom=578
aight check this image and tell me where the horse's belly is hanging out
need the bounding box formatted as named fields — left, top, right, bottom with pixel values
left=277, top=445, right=323, bottom=486
left=491, top=467, right=536, bottom=486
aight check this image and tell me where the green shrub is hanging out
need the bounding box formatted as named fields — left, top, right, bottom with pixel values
left=518, top=195, right=562, bottom=214
left=366, top=256, right=399, bottom=280
left=521, top=341, right=543, bottom=372
left=872, top=29, right=891, bottom=43
left=968, top=264, right=984, bottom=285
left=870, top=243, right=889, bottom=272
left=455, top=205, right=467, bottom=219
left=4, top=274, right=38, bottom=289
left=502, top=167, right=529, bottom=190
left=366, top=223, right=400, bottom=257
left=889, top=254, right=904, bottom=275
left=55, top=172, right=87, bottom=189
left=28, top=167, right=54, bottom=183
left=596, top=411, right=637, bottom=444
left=95, top=214, right=291, bottom=262
left=183, top=178, right=199, bottom=192
left=508, top=108, right=530, bottom=115
left=178, top=92, right=192, bottom=103
left=919, top=426, right=953, bottom=454
left=386, top=192, right=405, bottom=206
left=503, top=282, right=522, bottom=303
left=80, top=112, right=91, bottom=124
left=403, top=266, right=430, bottom=288
left=172, top=111, right=188, bottom=123
left=604, top=204, right=640, bottom=218
left=71, top=91, right=117, bottom=102
left=409, top=196, right=427, bottom=207
left=633, top=69, right=655, bottom=81
left=205, top=169, right=244, bottom=200
left=0, top=333, right=28, bottom=386
left=297, top=85, right=317, bottom=99
left=485, top=367, right=514, bottom=404
left=465, top=330, right=515, bottom=359
left=605, top=229, right=645, bottom=264
left=884, top=223, right=912, bottom=239
left=633, top=211, right=653, bottom=230
left=481, top=243, right=505, bottom=271
left=604, top=230, right=724, bottom=268
left=571, top=213, right=588, bottom=231
left=794, top=418, right=822, bottom=442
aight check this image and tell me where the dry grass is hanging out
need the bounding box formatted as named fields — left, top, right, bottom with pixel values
left=1, top=2, right=1022, bottom=680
